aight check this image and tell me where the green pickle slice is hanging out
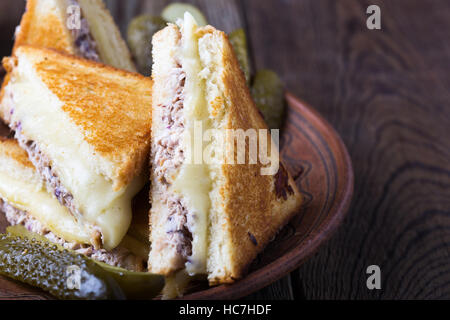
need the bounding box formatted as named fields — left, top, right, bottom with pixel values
left=229, top=29, right=251, bottom=85
left=0, top=226, right=164, bottom=300
left=127, top=15, right=167, bottom=76
left=161, top=3, right=208, bottom=26
left=251, top=70, right=286, bottom=130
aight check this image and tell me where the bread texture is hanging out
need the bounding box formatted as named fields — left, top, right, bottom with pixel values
left=0, top=137, right=39, bottom=184
left=14, top=0, right=135, bottom=72
left=1, top=45, right=151, bottom=190
left=148, top=25, right=185, bottom=275
left=76, top=0, right=136, bottom=72
left=149, top=18, right=302, bottom=286
left=198, top=27, right=302, bottom=285
left=14, top=0, right=75, bottom=55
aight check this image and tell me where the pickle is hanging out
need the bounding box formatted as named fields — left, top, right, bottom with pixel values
left=7, top=225, right=53, bottom=245
left=251, top=70, right=286, bottom=130
left=0, top=234, right=115, bottom=299
left=162, top=3, right=208, bottom=26
left=1, top=226, right=164, bottom=300
left=127, top=15, right=167, bottom=76
left=229, top=29, right=251, bottom=84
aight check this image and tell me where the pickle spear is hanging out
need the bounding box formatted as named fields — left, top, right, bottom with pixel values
left=1, top=226, right=164, bottom=300
left=127, top=15, right=167, bottom=76
left=162, top=3, right=208, bottom=26
left=251, top=70, right=286, bottom=130
left=229, top=29, right=251, bottom=85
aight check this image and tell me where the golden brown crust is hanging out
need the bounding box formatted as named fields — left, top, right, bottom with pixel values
left=10, top=46, right=152, bottom=190
left=14, top=0, right=76, bottom=55
left=202, top=29, right=303, bottom=285
left=0, top=138, right=34, bottom=169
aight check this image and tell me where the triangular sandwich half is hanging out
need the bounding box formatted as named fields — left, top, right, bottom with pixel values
left=0, top=45, right=152, bottom=251
left=149, top=13, right=302, bottom=286
left=14, top=0, right=135, bottom=71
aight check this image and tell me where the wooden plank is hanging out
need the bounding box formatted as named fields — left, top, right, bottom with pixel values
left=244, top=275, right=295, bottom=300
left=244, top=0, right=450, bottom=299
left=0, top=1, right=25, bottom=58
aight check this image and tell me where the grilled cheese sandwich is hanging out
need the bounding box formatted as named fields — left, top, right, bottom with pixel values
left=149, top=14, right=302, bottom=290
left=0, top=46, right=152, bottom=250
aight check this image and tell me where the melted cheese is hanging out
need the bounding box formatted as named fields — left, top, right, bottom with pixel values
left=171, top=13, right=211, bottom=275
left=5, top=52, right=142, bottom=250
left=0, top=163, right=92, bottom=244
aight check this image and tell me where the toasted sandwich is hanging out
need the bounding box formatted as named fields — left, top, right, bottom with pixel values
left=0, top=138, right=149, bottom=271
left=0, top=46, right=152, bottom=251
left=14, top=0, right=135, bottom=71
left=148, top=14, right=302, bottom=287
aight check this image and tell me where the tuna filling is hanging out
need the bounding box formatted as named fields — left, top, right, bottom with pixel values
left=14, top=127, right=82, bottom=220
left=152, top=65, right=193, bottom=270
left=68, top=0, right=100, bottom=62
left=11, top=125, right=105, bottom=247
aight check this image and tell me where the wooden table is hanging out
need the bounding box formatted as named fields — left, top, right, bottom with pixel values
left=1, top=0, right=449, bottom=299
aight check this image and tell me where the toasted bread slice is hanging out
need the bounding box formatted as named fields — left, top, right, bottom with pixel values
left=0, top=46, right=152, bottom=250
left=14, top=0, right=74, bottom=56
left=198, top=26, right=302, bottom=285
left=149, top=14, right=302, bottom=286
left=0, top=138, right=147, bottom=271
left=15, top=0, right=135, bottom=71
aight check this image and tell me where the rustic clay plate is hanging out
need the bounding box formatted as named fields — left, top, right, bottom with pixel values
left=0, top=92, right=353, bottom=300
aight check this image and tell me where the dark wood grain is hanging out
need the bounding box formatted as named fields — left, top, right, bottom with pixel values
left=0, top=2, right=25, bottom=58
left=243, top=0, right=450, bottom=299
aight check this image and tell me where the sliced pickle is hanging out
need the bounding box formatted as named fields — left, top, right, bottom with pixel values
left=7, top=225, right=52, bottom=245
left=127, top=15, right=167, bottom=76
left=161, top=2, right=208, bottom=26
left=251, top=70, right=286, bottom=130
left=1, top=226, right=164, bottom=300
left=229, top=28, right=251, bottom=84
